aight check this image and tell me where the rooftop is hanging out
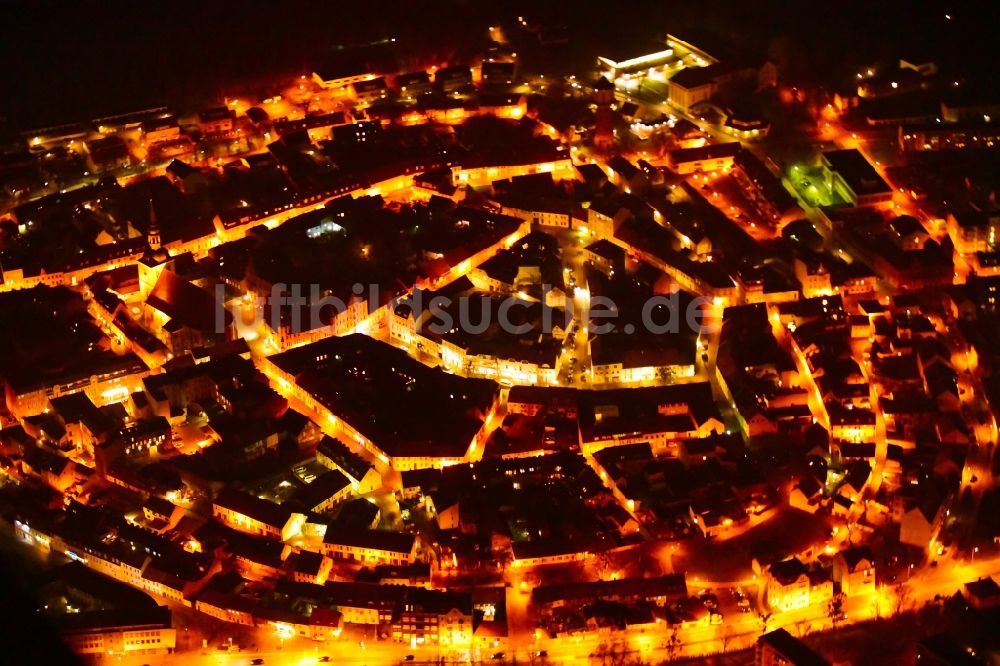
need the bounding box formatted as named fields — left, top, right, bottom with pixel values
left=822, top=149, right=892, bottom=198
left=269, top=334, right=499, bottom=459
left=214, top=487, right=293, bottom=531
left=758, top=629, right=830, bottom=666
left=322, top=526, right=415, bottom=554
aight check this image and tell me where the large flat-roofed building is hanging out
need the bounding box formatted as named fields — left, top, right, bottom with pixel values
left=597, top=42, right=676, bottom=80
left=665, top=33, right=719, bottom=67
left=312, top=43, right=397, bottom=92
left=314, top=67, right=379, bottom=91
left=820, top=149, right=893, bottom=207
left=597, top=33, right=724, bottom=97
left=667, top=64, right=725, bottom=112
left=599, top=33, right=717, bottom=77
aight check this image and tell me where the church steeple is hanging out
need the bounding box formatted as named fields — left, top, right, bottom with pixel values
left=147, top=196, right=161, bottom=250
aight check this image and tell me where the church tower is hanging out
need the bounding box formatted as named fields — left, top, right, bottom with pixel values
left=147, top=197, right=161, bottom=250
left=593, top=76, right=616, bottom=150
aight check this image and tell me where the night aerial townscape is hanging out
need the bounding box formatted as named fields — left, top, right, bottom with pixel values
left=3, top=2, right=1000, bottom=665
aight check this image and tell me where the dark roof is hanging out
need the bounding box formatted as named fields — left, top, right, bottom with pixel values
left=356, top=562, right=431, bottom=584
left=86, top=135, right=129, bottom=161
left=323, top=527, right=415, bottom=554
left=532, top=574, right=687, bottom=605
left=319, top=580, right=406, bottom=609
left=314, top=44, right=397, bottom=82
left=589, top=332, right=697, bottom=370
left=838, top=545, right=874, bottom=571
left=839, top=442, right=877, bottom=459
left=141, top=115, right=178, bottom=133
left=619, top=101, right=639, bottom=117
left=196, top=589, right=256, bottom=613
left=607, top=155, right=640, bottom=179
left=917, top=634, right=981, bottom=666
left=669, top=64, right=726, bottom=90
left=397, top=71, right=431, bottom=88
left=310, top=607, right=343, bottom=627
left=333, top=497, right=380, bottom=528
left=118, top=416, right=170, bottom=446
left=214, top=488, right=292, bottom=530
left=579, top=383, right=719, bottom=441
left=245, top=106, right=270, bottom=124
left=964, top=577, right=1000, bottom=600
left=166, top=160, right=201, bottom=179
left=829, top=405, right=876, bottom=426
left=822, top=149, right=891, bottom=197
left=511, top=539, right=587, bottom=560
left=272, top=111, right=347, bottom=135
left=228, top=534, right=285, bottom=566
left=585, top=239, right=625, bottom=263
left=40, top=562, right=160, bottom=614
left=198, top=106, right=235, bottom=123
left=890, top=215, right=925, bottom=238
left=146, top=268, right=231, bottom=332
left=953, top=210, right=991, bottom=229
left=593, top=76, right=614, bottom=91
left=57, top=605, right=172, bottom=634
left=50, top=392, right=117, bottom=436
left=769, top=558, right=808, bottom=585
left=286, top=469, right=352, bottom=512
left=797, top=476, right=822, bottom=498
left=668, top=141, right=741, bottom=165
left=758, top=629, right=830, bottom=666
left=269, top=334, right=498, bottom=459
left=354, top=77, right=388, bottom=93
left=482, top=61, right=515, bottom=77
left=833, top=494, right=854, bottom=509
left=733, top=149, right=797, bottom=212
left=143, top=495, right=176, bottom=518
left=436, top=64, right=471, bottom=79
left=292, top=550, right=326, bottom=576
left=576, top=163, right=608, bottom=184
